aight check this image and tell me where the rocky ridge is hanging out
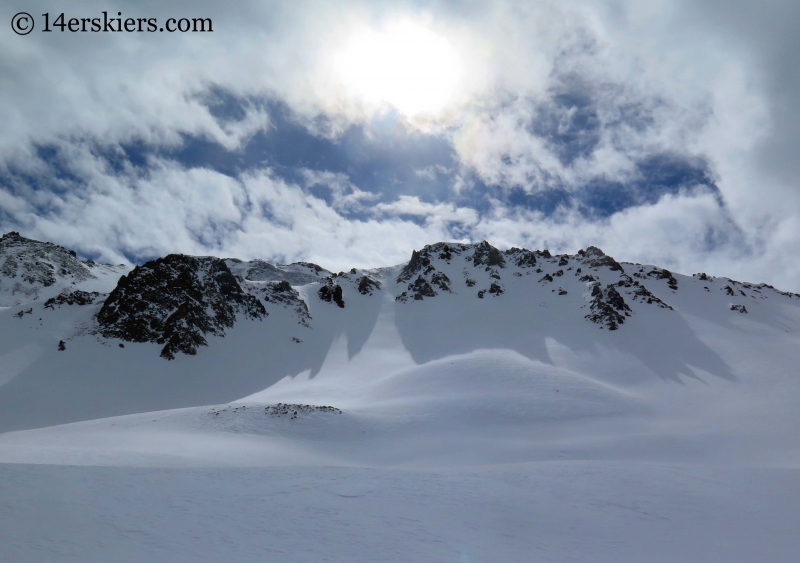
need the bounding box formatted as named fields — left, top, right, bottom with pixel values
left=0, top=231, right=124, bottom=307
left=247, top=280, right=312, bottom=327
left=96, top=254, right=267, bottom=360
left=6, top=231, right=800, bottom=358
left=392, top=241, right=638, bottom=328
left=317, top=268, right=383, bottom=308
left=226, top=259, right=329, bottom=286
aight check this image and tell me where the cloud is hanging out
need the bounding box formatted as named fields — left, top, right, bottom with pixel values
left=0, top=0, right=799, bottom=290
left=1, top=143, right=790, bottom=290
left=299, top=169, right=378, bottom=213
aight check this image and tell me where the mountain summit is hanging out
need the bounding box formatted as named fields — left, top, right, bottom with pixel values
left=0, top=231, right=125, bottom=307
left=0, top=232, right=798, bottom=432
left=3, top=233, right=798, bottom=361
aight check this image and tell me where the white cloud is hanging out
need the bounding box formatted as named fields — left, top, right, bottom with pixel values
left=3, top=144, right=796, bottom=290
left=1, top=0, right=799, bottom=290
left=299, top=169, right=379, bottom=213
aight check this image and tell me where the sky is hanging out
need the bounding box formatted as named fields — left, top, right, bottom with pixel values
left=1, top=0, right=799, bottom=291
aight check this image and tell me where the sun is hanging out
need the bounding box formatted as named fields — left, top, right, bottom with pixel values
left=334, top=22, right=462, bottom=117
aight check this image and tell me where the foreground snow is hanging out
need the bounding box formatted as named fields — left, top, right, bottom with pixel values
left=2, top=462, right=800, bottom=563
left=1, top=337, right=799, bottom=561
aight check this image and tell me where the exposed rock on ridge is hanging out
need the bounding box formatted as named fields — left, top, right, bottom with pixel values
left=471, top=241, right=506, bottom=269
left=585, top=284, right=631, bottom=330
left=0, top=231, right=119, bottom=306
left=248, top=280, right=311, bottom=327
left=318, top=280, right=345, bottom=308
left=505, top=247, right=538, bottom=268
left=578, top=246, right=624, bottom=272
left=396, top=243, right=464, bottom=302
left=393, top=241, right=677, bottom=331
left=9, top=232, right=800, bottom=362
left=44, top=290, right=101, bottom=309
left=226, top=259, right=328, bottom=286
left=97, top=254, right=266, bottom=360
left=357, top=275, right=382, bottom=295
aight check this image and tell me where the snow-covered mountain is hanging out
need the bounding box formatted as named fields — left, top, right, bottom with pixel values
left=2, top=231, right=800, bottom=562
left=0, top=231, right=126, bottom=307
left=1, top=229, right=799, bottom=428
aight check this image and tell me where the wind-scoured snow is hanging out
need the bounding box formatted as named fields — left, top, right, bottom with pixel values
left=1, top=235, right=800, bottom=562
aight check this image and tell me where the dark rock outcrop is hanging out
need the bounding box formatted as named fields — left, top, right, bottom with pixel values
left=627, top=284, right=673, bottom=310
left=645, top=268, right=679, bottom=290
left=430, top=272, right=452, bottom=293
left=396, top=242, right=469, bottom=283
left=0, top=231, right=105, bottom=305
left=318, top=281, right=345, bottom=308
left=472, top=241, right=506, bottom=269
left=396, top=275, right=439, bottom=303
left=488, top=282, right=504, bottom=296
left=504, top=247, right=537, bottom=268
left=397, top=249, right=431, bottom=284
left=585, top=284, right=631, bottom=330
left=44, top=290, right=101, bottom=309
left=251, top=280, right=312, bottom=326
left=96, top=254, right=266, bottom=360
left=579, top=246, right=623, bottom=272
left=410, top=276, right=437, bottom=299
left=396, top=243, right=471, bottom=303
left=357, top=276, right=382, bottom=295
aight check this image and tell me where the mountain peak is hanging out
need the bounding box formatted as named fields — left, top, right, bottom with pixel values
left=4, top=234, right=800, bottom=361
left=0, top=231, right=112, bottom=306
left=97, top=254, right=266, bottom=360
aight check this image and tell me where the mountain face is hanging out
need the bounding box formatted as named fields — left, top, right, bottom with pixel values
left=0, top=231, right=125, bottom=307
left=5, top=232, right=799, bottom=364
left=394, top=241, right=686, bottom=329
left=96, top=255, right=268, bottom=360
left=243, top=280, right=312, bottom=327
left=1, top=229, right=799, bottom=436
left=93, top=255, right=388, bottom=358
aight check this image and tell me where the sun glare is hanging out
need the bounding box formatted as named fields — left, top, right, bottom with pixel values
left=334, top=22, right=462, bottom=117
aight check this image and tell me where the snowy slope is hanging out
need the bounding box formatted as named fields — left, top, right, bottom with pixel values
left=2, top=233, right=800, bottom=562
